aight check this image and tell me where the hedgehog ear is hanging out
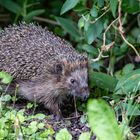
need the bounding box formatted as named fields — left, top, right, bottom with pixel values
left=55, top=63, right=64, bottom=75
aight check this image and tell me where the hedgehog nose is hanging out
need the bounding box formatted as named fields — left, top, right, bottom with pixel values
left=81, top=87, right=89, bottom=101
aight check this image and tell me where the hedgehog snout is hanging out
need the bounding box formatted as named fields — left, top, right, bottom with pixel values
left=80, top=87, right=89, bottom=101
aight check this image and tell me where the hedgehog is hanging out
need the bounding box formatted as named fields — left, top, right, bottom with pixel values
left=0, top=23, right=89, bottom=119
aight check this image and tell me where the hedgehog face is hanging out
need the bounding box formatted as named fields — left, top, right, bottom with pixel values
left=65, top=68, right=89, bottom=100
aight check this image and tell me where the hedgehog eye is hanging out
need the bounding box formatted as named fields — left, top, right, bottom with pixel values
left=70, top=79, right=76, bottom=84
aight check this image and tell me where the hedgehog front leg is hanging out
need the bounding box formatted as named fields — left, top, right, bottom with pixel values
left=45, top=102, right=63, bottom=120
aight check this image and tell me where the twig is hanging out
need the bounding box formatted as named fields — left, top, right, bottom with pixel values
left=102, top=18, right=118, bottom=47
left=91, top=19, right=117, bottom=62
left=64, top=115, right=81, bottom=120
left=33, top=16, right=60, bottom=26
left=90, top=8, right=110, bottom=24
left=73, top=95, right=78, bottom=117
left=118, top=0, right=140, bottom=57
left=91, top=49, right=108, bottom=62
left=82, top=8, right=110, bottom=24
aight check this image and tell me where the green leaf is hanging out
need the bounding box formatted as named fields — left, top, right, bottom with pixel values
left=24, top=9, right=45, bottom=21
left=34, top=113, right=46, bottom=120
left=109, top=0, right=118, bottom=18
left=78, top=132, right=90, bottom=140
left=121, top=103, right=140, bottom=116
left=40, top=128, right=54, bottom=138
left=56, top=128, right=72, bottom=140
left=78, top=17, right=85, bottom=29
left=28, top=121, right=38, bottom=133
left=89, top=71, right=118, bottom=91
left=122, top=0, right=140, bottom=13
left=115, top=69, right=140, bottom=94
left=60, top=0, right=79, bottom=15
left=86, top=20, right=104, bottom=44
left=0, top=71, right=13, bottom=84
left=90, top=6, right=98, bottom=17
left=17, top=114, right=25, bottom=123
left=1, top=95, right=11, bottom=102
left=0, top=129, right=5, bottom=139
left=27, top=103, right=33, bottom=109
left=97, top=0, right=104, bottom=7
left=38, top=123, right=45, bottom=129
left=56, top=17, right=81, bottom=39
left=88, top=99, right=123, bottom=140
left=0, top=0, right=21, bottom=14
left=81, top=44, right=98, bottom=56
left=122, top=63, right=134, bottom=75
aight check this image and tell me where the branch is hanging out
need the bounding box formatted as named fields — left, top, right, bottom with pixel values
left=118, top=0, right=140, bottom=57
left=91, top=19, right=117, bottom=62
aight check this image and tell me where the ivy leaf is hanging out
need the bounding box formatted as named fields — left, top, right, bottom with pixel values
left=110, top=0, right=118, bottom=18
left=60, top=0, right=79, bottom=15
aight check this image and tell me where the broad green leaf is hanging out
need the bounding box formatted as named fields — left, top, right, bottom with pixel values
left=88, top=99, right=123, bottom=140
left=89, top=71, right=118, bottom=91
left=122, top=63, right=134, bottom=75
left=110, top=0, right=118, bottom=18
left=0, top=71, right=13, bottom=84
left=81, top=44, right=98, bottom=56
left=122, top=0, right=140, bottom=13
left=56, top=17, right=81, bottom=39
left=78, top=132, right=90, bottom=140
left=60, top=0, right=79, bottom=15
left=0, top=0, right=21, bottom=14
left=86, top=20, right=104, bottom=44
left=56, top=128, right=72, bottom=140
left=24, top=9, right=45, bottom=21
left=115, top=69, right=140, bottom=94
